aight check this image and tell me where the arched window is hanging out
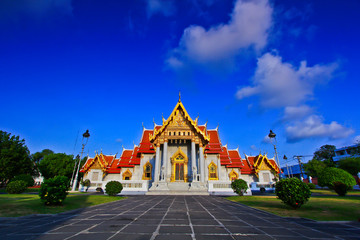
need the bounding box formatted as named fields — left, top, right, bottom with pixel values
left=122, top=169, right=132, bottom=180
left=142, top=162, right=152, bottom=180
left=229, top=169, right=239, bottom=181
left=208, top=162, right=218, bottom=180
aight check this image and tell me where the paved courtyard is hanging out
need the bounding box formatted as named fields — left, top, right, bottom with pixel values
left=1, top=195, right=359, bottom=240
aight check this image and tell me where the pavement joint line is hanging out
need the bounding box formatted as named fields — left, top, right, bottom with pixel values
left=149, top=196, right=176, bottom=240
left=184, top=196, right=196, bottom=240
left=62, top=195, right=164, bottom=240
left=193, top=196, right=237, bottom=240
left=107, top=196, right=171, bottom=240
left=217, top=197, right=344, bottom=239
left=199, top=196, right=277, bottom=239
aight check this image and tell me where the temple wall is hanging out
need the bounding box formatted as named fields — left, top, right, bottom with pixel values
left=240, top=174, right=258, bottom=185
left=204, top=154, right=218, bottom=181
left=103, top=173, right=120, bottom=181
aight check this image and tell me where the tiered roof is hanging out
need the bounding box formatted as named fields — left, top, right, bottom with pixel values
left=80, top=99, right=280, bottom=175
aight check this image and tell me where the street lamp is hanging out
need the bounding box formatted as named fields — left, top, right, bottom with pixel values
left=71, top=130, right=90, bottom=191
left=70, top=154, right=80, bottom=187
left=268, top=130, right=281, bottom=180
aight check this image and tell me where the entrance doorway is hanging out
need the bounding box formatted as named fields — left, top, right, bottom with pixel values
left=171, top=147, right=188, bottom=182
left=175, top=163, right=184, bottom=181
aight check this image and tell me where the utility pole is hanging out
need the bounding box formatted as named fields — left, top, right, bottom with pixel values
left=294, top=155, right=305, bottom=180
left=72, top=130, right=90, bottom=191
left=283, top=155, right=290, bottom=178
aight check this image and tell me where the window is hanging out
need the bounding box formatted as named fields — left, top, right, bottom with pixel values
left=122, top=170, right=132, bottom=180
left=169, top=132, right=171, bottom=136
left=188, top=132, right=190, bottom=136
left=208, top=162, right=218, bottom=180
left=91, top=172, right=99, bottom=181
left=143, top=162, right=152, bottom=180
left=263, top=172, right=270, bottom=182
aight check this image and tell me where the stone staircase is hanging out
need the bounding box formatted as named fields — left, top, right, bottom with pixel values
left=146, top=182, right=209, bottom=195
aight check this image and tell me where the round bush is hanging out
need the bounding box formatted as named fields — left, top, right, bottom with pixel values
left=6, top=180, right=27, bottom=194
left=231, top=179, right=248, bottom=196
left=39, top=176, right=69, bottom=205
left=81, top=179, right=91, bottom=191
left=307, top=183, right=316, bottom=189
left=105, top=181, right=123, bottom=196
left=318, top=167, right=356, bottom=189
left=11, top=174, right=35, bottom=187
left=333, top=182, right=349, bottom=196
left=275, top=178, right=311, bottom=209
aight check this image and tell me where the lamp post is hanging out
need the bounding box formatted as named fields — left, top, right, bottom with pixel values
left=70, top=154, right=80, bottom=187
left=72, top=130, right=90, bottom=191
left=268, top=130, right=281, bottom=180
left=283, top=155, right=290, bottom=178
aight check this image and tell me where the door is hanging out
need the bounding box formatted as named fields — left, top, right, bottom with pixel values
left=175, top=163, right=184, bottom=181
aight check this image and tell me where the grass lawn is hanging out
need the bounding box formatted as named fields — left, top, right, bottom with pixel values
left=311, top=189, right=360, bottom=196
left=0, top=194, right=124, bottom=217
left=227, top=195, right=360, bottom=221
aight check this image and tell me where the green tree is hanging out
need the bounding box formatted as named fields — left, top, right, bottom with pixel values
left=38, top=153, right=75, bottom=179
left=313, top=144, right=336, bottom=167
left=338, top=157, right=360, bottom=175
left=303, top=159, right=327, bottom=177
left=0, top=131, right=33, bottom=185
left=31, top=149, right=54, bottom=176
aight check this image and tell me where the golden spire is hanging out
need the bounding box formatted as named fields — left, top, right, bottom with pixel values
left=178, top=91, right=181, bottom=102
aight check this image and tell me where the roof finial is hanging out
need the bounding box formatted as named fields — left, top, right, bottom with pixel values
left=179, top=91, right=181, bottom=102
left=142, top=122, right=145, bottom=130
left=162, top=113, right=165, bottom=123
left=100, top=148, right=102, bottom=154
left=216, top=123, right=219, bottom=130
left=122, top=145, right=125, bottom=151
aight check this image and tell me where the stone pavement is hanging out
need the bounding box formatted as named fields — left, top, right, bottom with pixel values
left=1, top=195, right=359, bottom=240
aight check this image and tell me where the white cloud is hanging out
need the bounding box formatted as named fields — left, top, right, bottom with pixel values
left=167, top=0, right=272, bottom=70
left=283, top=105, right=313, bottom=121
left=354, top=135, right=360, bottom=144
left=286, top=115, right=354, bottom=142
left=236, top=52, right=337, bottom=108
left=146, top=0, right=175, bottom=18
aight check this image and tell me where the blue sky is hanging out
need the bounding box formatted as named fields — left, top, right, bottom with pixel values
left=1, top=0, right=359, bottom=166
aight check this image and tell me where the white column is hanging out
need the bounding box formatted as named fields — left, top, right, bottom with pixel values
left=154, top=145, right=160, bottom=182
left=162, top=141, right=168, bottom=181
left=191, top=141, right=197, bottom=181
left=199, top=146, right=205, bottom=182
left=217, top=157, right=221, bottom=180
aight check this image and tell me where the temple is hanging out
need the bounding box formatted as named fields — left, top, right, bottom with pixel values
left=80, top=97, right=280, bottom=195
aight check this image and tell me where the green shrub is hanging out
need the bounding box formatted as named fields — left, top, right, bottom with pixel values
left=11, top=174, right=34, bottom=187
left=39, top=176, right=69, bottom=205
left=6, top=180, right=27, bottom=194
left=81, top=179, right=91, bottom=192
left=105, top=181, right=123, bottom=196
left=307, top=183, right=316, bottom=189
left=275, top=178, right=311, bottom=209
left=318, top=167, right=356, bottom=189
left=333, top=181, right=350, bottom=196
left=231, top=179, right=249, bottom=196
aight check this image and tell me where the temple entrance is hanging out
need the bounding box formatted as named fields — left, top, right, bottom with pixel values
left=175, top=163, right=184, bottom=181
left=171, top=147, right=188, bottom=182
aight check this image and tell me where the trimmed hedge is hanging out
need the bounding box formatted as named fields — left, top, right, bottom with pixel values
left=318, top=167, right=356, bottom=190
left=11, top=174, right=34, bottom=187
left=307, top=183, right=316, bottom=189
left=231, top=179, right=248, bottom=196
left=6, top=180, right=27, bottom=194
left=39, top=176, right=69, bottom=205
left=333, top=182, right=349, bottom=196
left=105, top=181, right=123, bottom=196
left=275, top=178, right=311, bottom=209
